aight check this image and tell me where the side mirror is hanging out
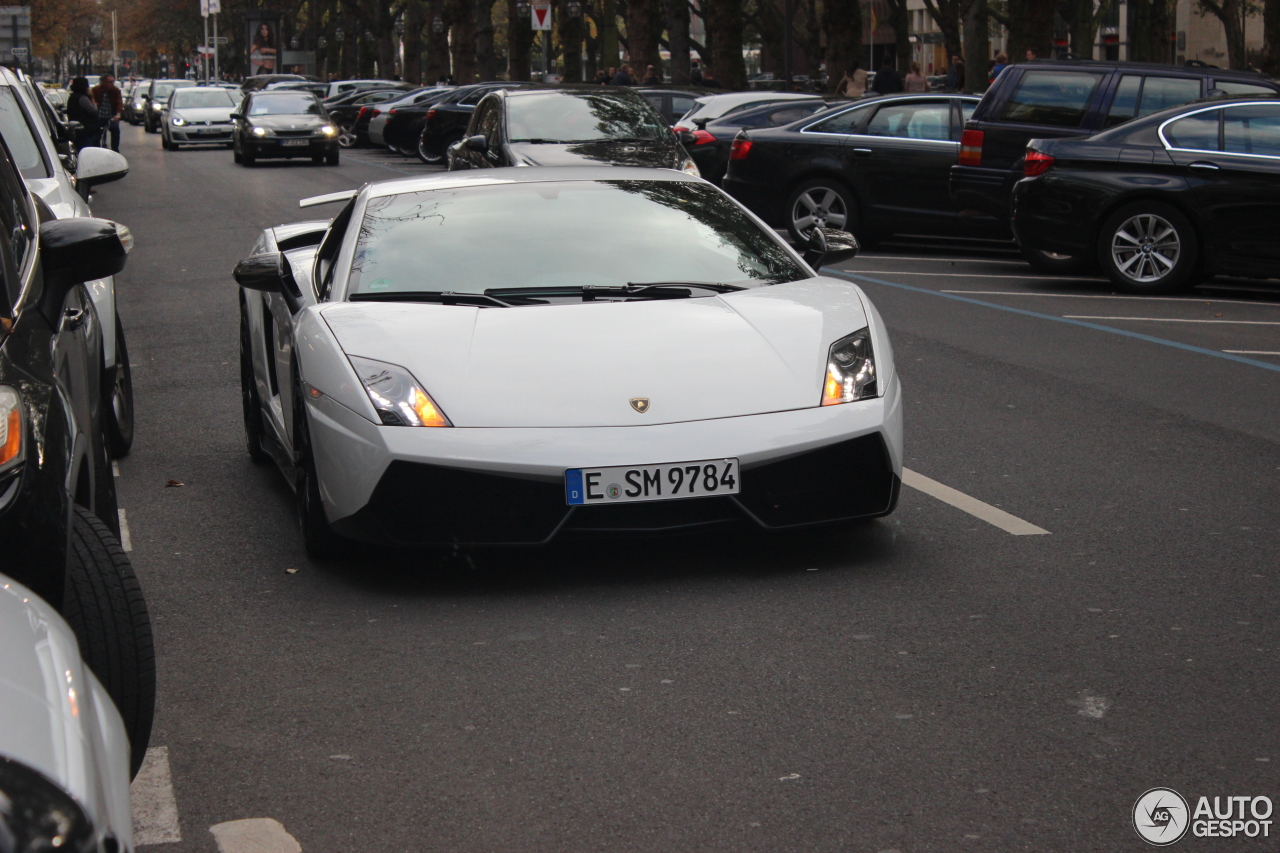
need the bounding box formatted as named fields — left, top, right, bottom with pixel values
left=229, top=112, right=243, bottom=120
left=233, top=253, right=303, bottom=313
left=39, top=218, right=131, bottom=322
left=76, top=148, right=129, bottom=189
left=676, top=129, right=697, bottom=146
left=802, top=226, right=859, bottom=268
left=463, top=134, right=488, bottom=153
left=140, top=94, right=149, bottom=100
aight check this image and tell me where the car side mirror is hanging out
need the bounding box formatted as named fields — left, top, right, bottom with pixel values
left=676, top=129, right=697, bottom=146
left=141, top=94, right=149, bottom=100
left=229, top=112, right=243, bottom=119
left=464, top=134, right=489, bottom=153
left=803, top=226, right=859, bottom=268
left=39, top=218, right=131, bottom=323
left=76, top=148, right=129, bottom=189
left=233, top=253, right=304, bottom=313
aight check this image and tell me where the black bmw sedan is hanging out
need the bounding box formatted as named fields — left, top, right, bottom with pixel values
left=231, top=91, right=339, bottom=167
left=722, top=92, right=1004, bottom=245
left=1013, top=97, right=1280, bottom=293
left=447, top=86, right=699, bottom=175
left=686, top=98, right=838, bottom=185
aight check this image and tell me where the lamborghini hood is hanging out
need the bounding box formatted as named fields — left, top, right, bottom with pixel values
left=318, top=277, right=870, bottom=428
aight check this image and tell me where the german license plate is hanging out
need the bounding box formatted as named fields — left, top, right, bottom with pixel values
left=281, top=139, right=308, bottom=147
left=566, top=458, right=739, bottom=506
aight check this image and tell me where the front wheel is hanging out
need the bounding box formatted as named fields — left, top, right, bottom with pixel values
left=293, top=366, right=344, bottom=559
left=63, top=505, right=156, bottom=780
left=102, top=315, right=134, bottom=458
left=1097, top=202, right=1198, bottom=293
left=337, top=122, right=357, bottom=148
left=240, top=305, right=270, bottom=464
left=242, top=145, right=256, bottom=167
left=785, top=179, right=859, bottom=246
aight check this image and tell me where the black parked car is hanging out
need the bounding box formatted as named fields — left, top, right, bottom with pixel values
left=369, top=86, right=456, bottom=153
left=405, top=83, right=531, bottom=163
left=232, top=91, right=339, bottom=166
left=951, top=59, right=1280, bottom=269
left=447, top=86, right=699, bottom=173
left=1014, top=97, right=1280, bottom=293
left=0, top=136, right=154, bottom=771
left=326, top=88, right=406, bottom=147
left=723, top=93, right=999, bottom=245
left=686, top=98, right=839, bottom=184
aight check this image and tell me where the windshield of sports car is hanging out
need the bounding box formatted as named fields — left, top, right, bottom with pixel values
left=249, top=95, right=323, bottom=116
left=346, top=180, right=807, bottom=300
left=507, top=93, right=667, bottom=143
left=172, top=88, right=237, bottom=109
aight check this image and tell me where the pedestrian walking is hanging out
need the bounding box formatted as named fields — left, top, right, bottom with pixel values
left=947, top=55, right=966, bottom=91
left=690, top=61, right=703, bottom=85
left=989, top=52, right=1009, bottom=86
left=871, top=60, right=903, bottom=95
left=836, top=61, right=867, bottom=97
left=613, top=65, right=634, bottom=86
left=67, top=77, right=101, bottom=153
left=91, top=73, right=124, bottom=152
left=598, top=67, right=615, bottom=85
left=642, top=64, right=661, bottom=85
left=905, top=61, right=928, bottom=92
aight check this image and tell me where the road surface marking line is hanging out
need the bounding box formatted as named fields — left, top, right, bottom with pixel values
left=210, top=818, right=302, bottom=853
left=902, top=468, right=1049, bottom=536
left=132, top=746, right=182, bottom=845
left=825, top=269, right=1280, bottom=374
left=943, top=290, right=1280, bottom=307
left=112, top=460, right=120, bottom=477
left=118, top=508, right=132, bottom=552
left=1063, top=315, right=1280, bottom=325
left=845, top=270, right=1100, bottom=280
left=1224, top=350, right=1280, bottom=355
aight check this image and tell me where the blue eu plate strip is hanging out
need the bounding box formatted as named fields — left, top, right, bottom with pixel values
left=565, top=469, right=585, bottom=505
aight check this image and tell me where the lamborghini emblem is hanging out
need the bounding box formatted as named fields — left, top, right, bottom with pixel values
left=629, top=398, right=650, bottom=413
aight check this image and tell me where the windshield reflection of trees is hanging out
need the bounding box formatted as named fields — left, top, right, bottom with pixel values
left=512, top=92, right=665, bottom=142
left=351, top=192, right=449, bottom=276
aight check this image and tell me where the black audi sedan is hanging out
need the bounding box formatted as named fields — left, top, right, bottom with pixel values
left=686, top=98, right=839, bottom=184
left=1013, top=97, right=1280, bottom=293
left=722, top=92, right=1004, bottom=245
left=447, top=86, right=699, bottom=174
left=231, top=91, right=339, bottom=166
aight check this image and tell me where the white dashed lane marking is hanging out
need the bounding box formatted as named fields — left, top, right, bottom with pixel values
left=903, top=468, right=1050, bottom=536
left=1064, top=316, right=1280, bottom=325
left=210, top=818, right=303, bottom=853
left=118, top=508, right=132, bottom=552
left=132, top=746, right=181, bottom=846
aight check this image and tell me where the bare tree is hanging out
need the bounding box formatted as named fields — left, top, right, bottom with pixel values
left=1263, top=0, right=1280, bottom=74
left=625, top=0, right=663, bottom=77
left=705, top=0, right=747, bottom=88
left=662, top=0, right=691, bottom=82
left=1005, top=0, right=1055, bottom=61
left=507, top=0, right=534, bottom=78
left=922, top=0, right=964, bottom=70
left=823, top=0, right=864, bottom=92
left=1196, top=0, right=1255, bottom=68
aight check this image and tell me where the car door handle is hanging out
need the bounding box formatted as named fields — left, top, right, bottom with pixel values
left=1189, top=161, right=1220, bottom=171
left=853, top=148, right=873, bottom=157
left=61, top=307, right=87, bottom=330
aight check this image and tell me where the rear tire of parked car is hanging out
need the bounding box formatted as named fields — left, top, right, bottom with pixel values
left=325, top=148, right=339, bottom=166
left=240, top=306, right=270, bottom=465
left=63, top=505, right=156, bottom=781
left=416, top=131, right=445, bottom=164
left=1097, top=201, right=1198, bottom=294
left=1021, top=245, right=1093, bottom=274
left=292, top=366, right=344, bottom=560
left=785, top=178, right=859, bottom=246
left=102, top=316, right=134, bottom=459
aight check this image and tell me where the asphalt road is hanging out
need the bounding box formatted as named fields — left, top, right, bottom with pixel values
left=93, top=124, right=1279, bottom=852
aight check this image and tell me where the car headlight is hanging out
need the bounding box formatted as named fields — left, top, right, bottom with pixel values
left=133, top=100, right=143, bottom=109
left=251, top=126, right=268, bottom=137
left=680, top=158, right=701, bottom=178
left=821, top=329, right=877, bottom=405
left=171, top=116, right=185, bottom=126
left=319, top=125, right=336, bottom=136
left=347, top=356, right=450, bottom=427
left=0, top=385, right=23, bottom=475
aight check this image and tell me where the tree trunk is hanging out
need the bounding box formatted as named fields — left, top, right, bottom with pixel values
left=705, top=0, right=747, bottom=88
left=450, top=0, right=478, bottom=81
left=558, top=0, right=585, bottom=80
left=600, top=0, right=620, bottom=73
left=403, top=0, right=427, bottom=83
left=887, top=0, right=912, bottom=72
left=923, top=0, right=963, bottom=68
left=425, top=0, right=451, bottom=80
left=507, top=0, right=534, bottom=79
left=755, top=0, right=785, bottom=77
left=474, top=0, right=497, bottom=80
left=962, top=0, right=989, bottom=91
left=1006, top=0, right=1055, bottom=61
left=823, top=0, right=863, bottom=92
left=625, top=0, right=663, bottom=77
left=1068, top=0, right=1098, bottom=60
left=1199, top=0, right=1248, bottom=68
left=1263, top=0, right=1280, bottom=75
left=662, top=0, right=690, bottom=82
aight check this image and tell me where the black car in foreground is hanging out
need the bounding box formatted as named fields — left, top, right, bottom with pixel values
left=723, top=92, right=999, bottom=245
left=447, top=86, right=699, bottom=173
left=232, top=91, right=339, bottom=166
left=1014, top=97, right=1280, bottom=293
left=687, top=98, right=838, bottom=184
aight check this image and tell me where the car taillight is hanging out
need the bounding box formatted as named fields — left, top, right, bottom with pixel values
left=389, top=108, right=397, bottom=115
left=729, top=137, right=753, bottom=160
left=691, top=130, right=715, bottom=146
left=371, top=109, right=381, bottom=118
left=959, top=128, right=984, bottom=166
left=1024, top=149, right=1054, bottom=177
left=426, top=108, right=437, bottom=120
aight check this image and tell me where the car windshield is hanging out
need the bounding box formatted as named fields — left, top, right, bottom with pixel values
left=347, top=180, right=806, bottom=299
left=0, top=89, right=48, bottom=179
left=153, top=82, right=188, bottom=99
left=250, top=95, right=322, bottom=116
left=172, top=89, right=236, bottom=109
left=506, top=93, right=667, bottom=143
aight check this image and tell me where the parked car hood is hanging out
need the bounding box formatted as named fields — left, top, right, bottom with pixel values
left=510, top=138, right=681, bottom=169
left=317, top=277, right=870, bottom=427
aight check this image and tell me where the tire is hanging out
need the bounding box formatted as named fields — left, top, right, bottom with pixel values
left=63, top=505, right=155, bottom=781
left=233, top=141, right=242, bottom=163
left=160, top=134, right=172, bottom=150
left=325, top=148, right=339, bottom=166
left=292, top=365, right=343, bottom=559
left=336, top=122, right=357, bottom=148
left=102, top=315, right=134, bottom=458
left=312, top=153, right=324, bottom=165
left=416, top=130, right=446, bottom=164
left=785, top=178, right=859, bottom=245
left=1021, top=245, right=1093, bottom=274
left=1097, top=201, right=1198, bottom=294
left=242, top=145, right=256, bottom=167
left=240, top=305, right=270, bottom=464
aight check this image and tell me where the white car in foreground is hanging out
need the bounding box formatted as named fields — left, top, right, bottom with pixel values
left=235, top=167, right=901, bottom=555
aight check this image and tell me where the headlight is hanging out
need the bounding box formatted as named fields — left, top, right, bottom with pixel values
left=149, top=101, right=161, bottom=111
left=347, top=356, right=450, bottom=427
left=319, top=125, right=336, bottom=136
left=821, top=329, right=877, bottom=405
left=251, top=126, right=268, bottom=137
left=171, top=116, right=185, bottom=126
left=133, top=100, right=143, bottom=109
left=0, top=757, right=98, bottom=852
left=681, top=158, right=701, bottom=178
left=0, top=385, right=22, bottom=474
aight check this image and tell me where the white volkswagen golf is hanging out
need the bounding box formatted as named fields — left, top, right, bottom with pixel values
left=235, top=167, right=902, bottom=555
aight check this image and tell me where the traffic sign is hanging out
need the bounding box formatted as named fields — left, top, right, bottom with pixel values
left=209, top=36, right=228, bottom=44
left=10, top=46, right=26, bottom=56
left=532, top=1, right=551, bottom=30
left=197, top=45, right=214, bottom=55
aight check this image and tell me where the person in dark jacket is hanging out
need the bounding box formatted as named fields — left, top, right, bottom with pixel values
left=689, top=61, right=703, bottom=85
left=871, top=60, right=903, bottom=94
left=66, top=77, right=101, bottom=153
left=613, top=64, right=634, bottom=86
left=90, top=74, right=124, bottom=152
left=946, top=55, right=966, bottom=91
left=641, top=64, right=662, bottom=85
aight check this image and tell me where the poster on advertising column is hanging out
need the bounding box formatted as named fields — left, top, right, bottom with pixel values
left=245, top=12, right=282, bottom=77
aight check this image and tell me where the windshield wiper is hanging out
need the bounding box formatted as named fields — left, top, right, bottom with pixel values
left=625, top=281, right=745, bottom=293
left=485, top=282, right=743, bottom=302
left=350, top=290, right=511, bottom=307
left=509, top=137, right=566, bottom=144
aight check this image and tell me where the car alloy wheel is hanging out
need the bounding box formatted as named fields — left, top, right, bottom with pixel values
left=102, top=316, right=134, bottom=458
left=337, top=122, right=357, bottom=148
left=786, top=179, right=857, bottom=245
left=417, top=132, right=445, bottom=164
left=1098, top=201, right=1197, bottom=293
